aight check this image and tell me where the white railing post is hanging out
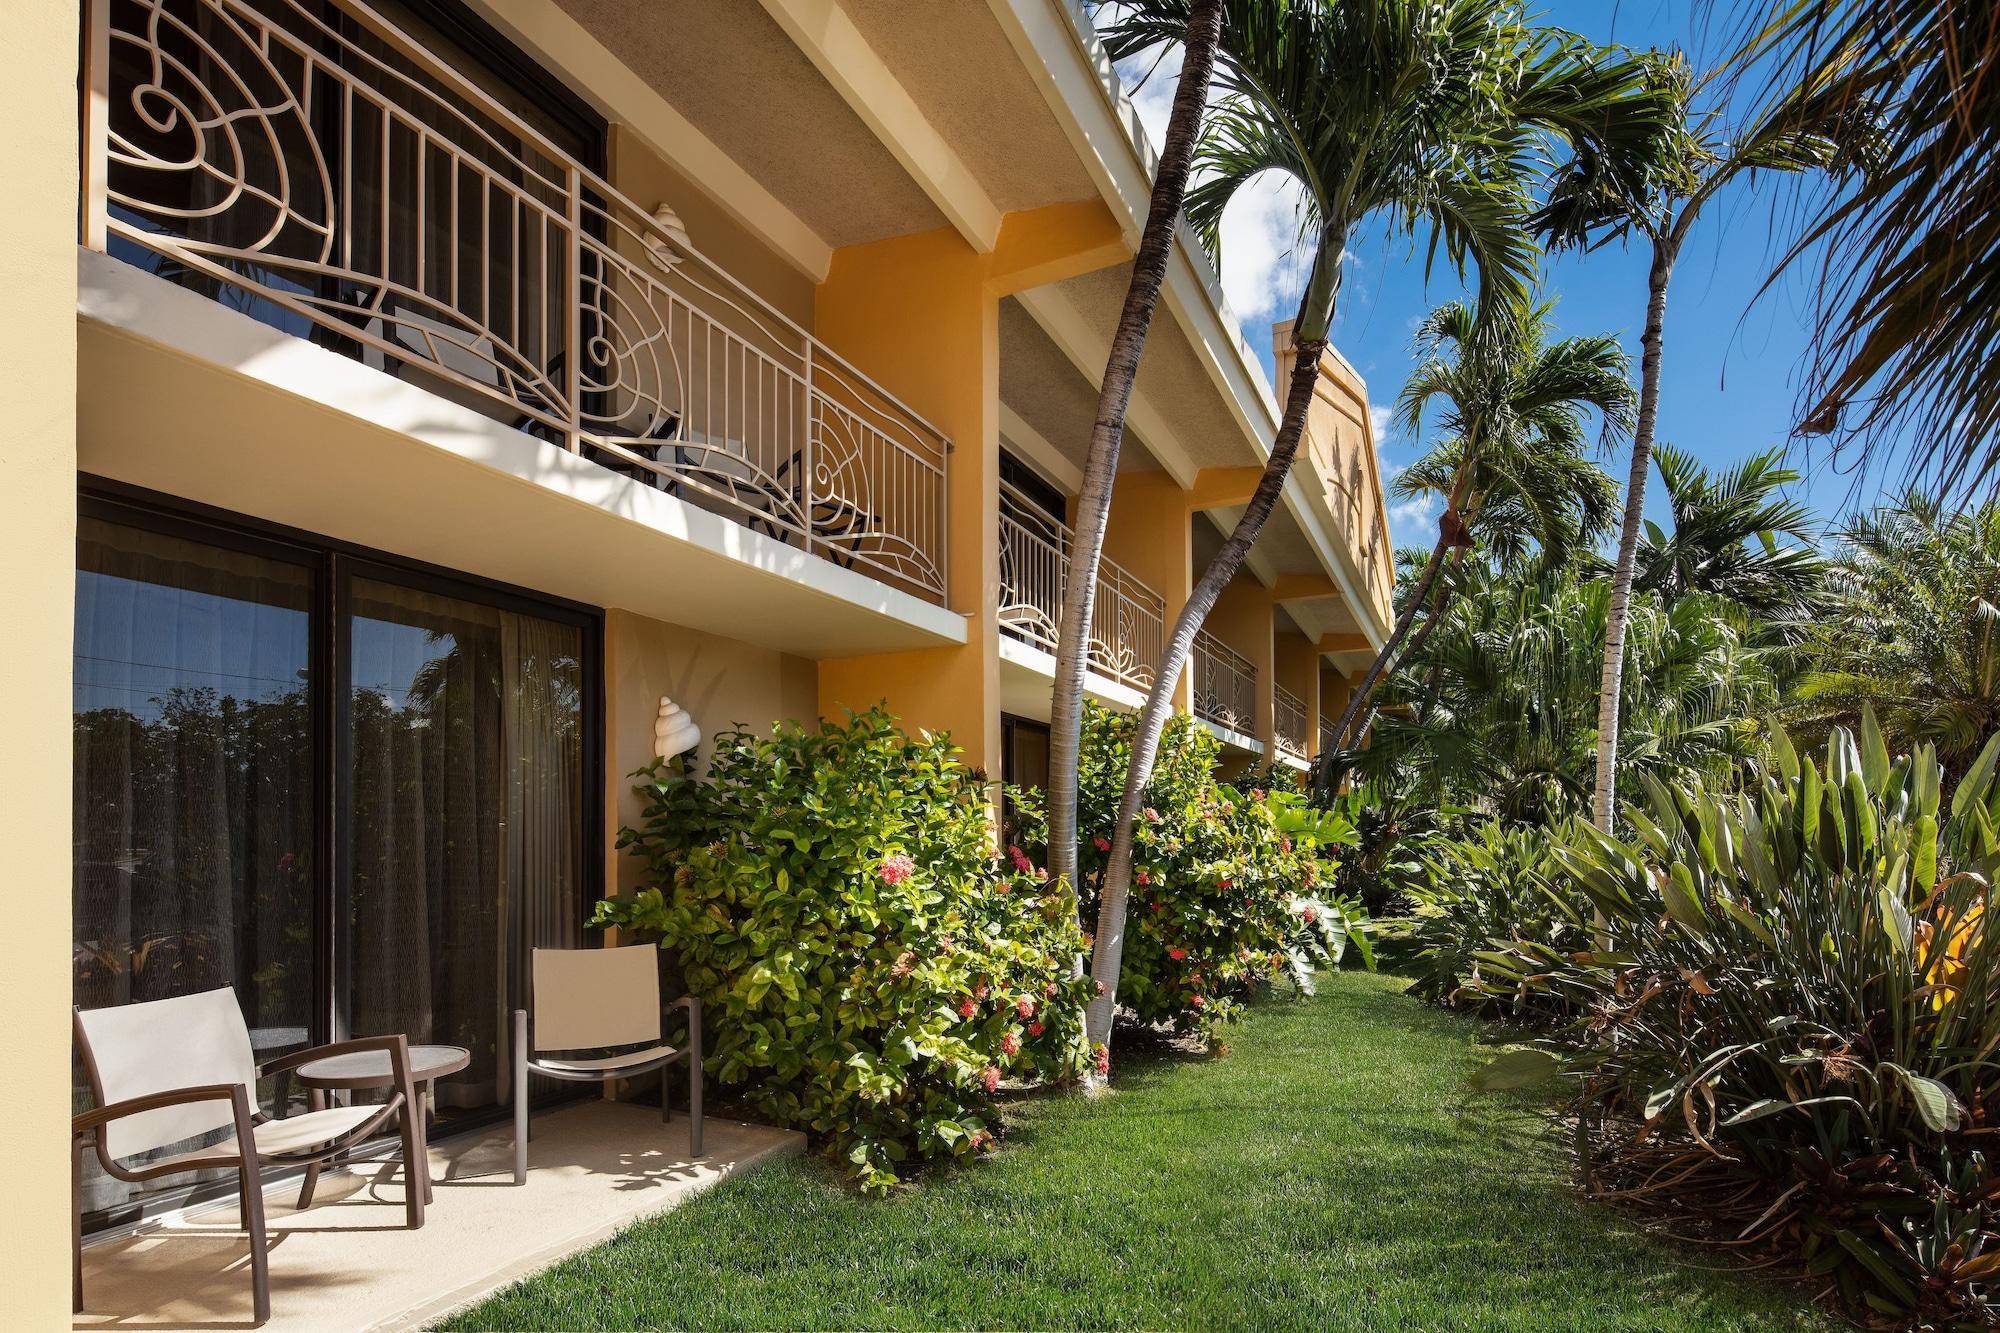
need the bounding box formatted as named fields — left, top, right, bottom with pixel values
left=562, top=163, right=583, bottom=453
left=801, top=341, right=817, bottom=563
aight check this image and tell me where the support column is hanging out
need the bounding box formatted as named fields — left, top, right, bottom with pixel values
left=814, top=202, right=1126, bottom=776
left=1276, top=630, right=1319, bottom=762
left=2, top=0, right=80, bottom=1321
left=814, top=226, right=1002, bottom=769
left=1209, top=574, right=1276, bottom=753
left=1102, top=471, right=1194, bottom=712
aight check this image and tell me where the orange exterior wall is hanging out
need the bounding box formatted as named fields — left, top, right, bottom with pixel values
left=1275, top=630, right=1321, bottom=760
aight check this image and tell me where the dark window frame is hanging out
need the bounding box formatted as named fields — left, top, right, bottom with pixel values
left=76, top=476, right=604, bottom=1230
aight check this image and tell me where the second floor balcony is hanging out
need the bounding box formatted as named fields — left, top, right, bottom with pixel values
left=82, top=0, right=950, bottom=605
left=998, top=481, right=1164, bottom=696
left=1274, top=684, right=1308, bottom=764
left=1192, top=629, right=1256, bottom=738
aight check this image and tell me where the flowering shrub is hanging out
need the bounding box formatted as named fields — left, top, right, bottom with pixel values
left=593, top=707, right=1093, bottom=1191
left=1012, top=703, right=1369, bottom=1042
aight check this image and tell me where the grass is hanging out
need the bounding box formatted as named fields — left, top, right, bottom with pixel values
left=440, top=972, right=1834, bottom=1332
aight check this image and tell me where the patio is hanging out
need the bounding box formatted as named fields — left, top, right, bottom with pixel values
left=73, top=1100, right=802, bottom=1332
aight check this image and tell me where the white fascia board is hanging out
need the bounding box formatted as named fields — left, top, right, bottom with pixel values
left=465, top=0, right=834, bottom=281
left=757, top=0, right=1003, bottom=253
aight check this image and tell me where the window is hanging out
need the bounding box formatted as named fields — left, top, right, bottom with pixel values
left=72, top=492, right=598, bottom=1230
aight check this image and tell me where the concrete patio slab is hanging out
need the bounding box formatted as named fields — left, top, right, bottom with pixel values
left=74, top=1100, right=805, bottom=1332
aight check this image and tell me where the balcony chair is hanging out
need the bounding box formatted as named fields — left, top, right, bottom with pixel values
left=512, top=944, right=702, bottom=1185
left=72, top=989, right=426, bottom=1325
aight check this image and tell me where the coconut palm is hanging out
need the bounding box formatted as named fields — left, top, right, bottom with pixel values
left=1535, top=52, right=1850, bottom=835
left=1320, top=298, right=1631, bottom=770
left=1045, top=0, right=1223, bottom=904
left=1793, top=493, right=2000, bottom=783
left=1633, top=444, right=1822, bottom=624
left=1080, top=0, right=1674, bottom=1064
left=1728, top=0, right=1999, bottom=499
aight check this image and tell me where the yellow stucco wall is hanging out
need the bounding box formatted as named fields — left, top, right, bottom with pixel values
left=1, top=0, right=79, bottom=1320
left=1102, top=471, right=1194, bottom=710
left=602, top=608, right=817, bottom=896
left=1275, top=630, right=1321, bottom=759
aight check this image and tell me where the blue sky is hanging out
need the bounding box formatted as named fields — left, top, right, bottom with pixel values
left=1111, top=1, right=1906, bottom=553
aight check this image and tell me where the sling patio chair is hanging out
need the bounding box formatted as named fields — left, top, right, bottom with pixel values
left=72, top=989, right=427, bottom=1325
left=512, top=943, right=703, bottom=1185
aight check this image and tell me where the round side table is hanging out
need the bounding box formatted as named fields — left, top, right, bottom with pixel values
left=293, top=1043, right=469, bottom=1207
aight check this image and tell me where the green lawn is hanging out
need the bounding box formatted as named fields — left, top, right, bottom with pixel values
left=441, top=973, right=1831, bottom=1332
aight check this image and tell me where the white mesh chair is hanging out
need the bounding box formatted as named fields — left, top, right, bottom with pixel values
left=72, top=990, right=425, bottom=1324
left=513, top=944, right=702, bottom=1184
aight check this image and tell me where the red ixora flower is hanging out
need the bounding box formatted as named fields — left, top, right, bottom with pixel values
left=1044, top=981, right=1058, bottom=997
left=1136, top=870, right=1152, bottom=886
left=1007, top=844, right=1034, bottom=875
left=1190, top=993, right=1207, bottom=1009
left=1144, top=807, right=1161, bottom=824
left=877, top=854, right=915, bottom=886
left=971, top=1128, right=993, bottom=1150
left=1095, top=979, right=1107, bottom=995
left=1218, top=877, right=1234, bottom=890
left=981, top=1065, right=1002, bottom=1094
left=1016, top=996, right=1036, bottom=1019
left=958, top=997, right=978, bottom=1018
left=1149, top=901, right=1162, bottom=912
left=1001, top=1030, right=1021, bottom=1057
left=1281, top=836, right=1293, bottom=854
left=1093, top=835, right=1111, bottom=852
left=1300, top=906, right=1318, bottom=925
left=891, top=950, right=916, bottom=977
left=1168, top=946, right=1187, bottom=961
left=974, top=979, right=990, bottom=1000
left=1093, top=1044, right=1111, bottom=1076
left=1028, top=1021, right=1045, bottom=1037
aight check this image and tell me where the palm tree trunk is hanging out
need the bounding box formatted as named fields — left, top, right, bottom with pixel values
left=1047, top=0, right=1221, bottom=898
left=1084, top=311, right=1331, bottom=1059
left=1313, top=466, right=1475, bottom=793
left=1591, top=234, right=1676, bottom=831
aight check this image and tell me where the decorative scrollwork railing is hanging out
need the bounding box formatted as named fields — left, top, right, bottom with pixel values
left=996, top=482, right=1164, bottom=694
left=1192, top=629, right=1256, bottom=737
left=1319, top=715, right=1338, bottom=758
left=81, top=0, right=949, bottom=603
left=1274, top=684, right=1308, bottom=762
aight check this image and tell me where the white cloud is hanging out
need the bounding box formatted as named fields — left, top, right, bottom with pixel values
left=1368, top=403, right=1393, bottom=445
left=1213, top=171, right=1314, bottom=326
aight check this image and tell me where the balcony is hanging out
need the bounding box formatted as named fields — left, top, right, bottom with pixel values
left=1192, top=629, right=1256, bottom=738
left=82, top=0, right=949, bottom=604
left=1274, top=684, right=1308, bottom=764
left=998, top=482, right=1165, bottom=695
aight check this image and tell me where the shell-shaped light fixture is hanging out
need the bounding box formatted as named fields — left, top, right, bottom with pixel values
left=654, top=695, right=702, bottom=760
left=642, top=202, right=691, bottom=275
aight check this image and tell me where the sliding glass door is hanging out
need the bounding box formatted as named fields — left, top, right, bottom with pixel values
left=72, top=495, right=596, bottom=1228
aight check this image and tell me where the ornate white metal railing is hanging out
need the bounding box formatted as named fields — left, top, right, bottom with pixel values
left=1192, top=629, right=1256, bottom=736
left=1274, top=684, right=1308, bottom=762
left=997, top=482, right=1164, bottom=694
left=1319, top=716, right=1338, bottom=757
left=81, top=0, right=949, bottom=603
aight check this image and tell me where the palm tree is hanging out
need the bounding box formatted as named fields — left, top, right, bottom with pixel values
left=1045, top=0, right=1223, bottom=906
left=1537, top=53, right=1849, bottom=834
left=1633, top=444, right=1822, bottom=623
left=1081, top=0, right=1673, bottom=1065
left=1793, top=494, right=2000, bottom=783
left=1353, top=564, right=1776, bottom=826
left=1727, top=0, right=1998, bottom=498
left=1320, top=298, right=1631, bottom=771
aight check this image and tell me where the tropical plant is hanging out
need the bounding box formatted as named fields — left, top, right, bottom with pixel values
left=1794, top=493, right=2000, bottom=783
left=1633, top=444, right=1823, bottom=626
left=1350, top=563, right=1778, bottom=825
left=1011, top=704, right=1370, bottom=1043
left=1472, top=715, right=2000, bottom=1325
left=1319, top=296, right=1630, bottom=769
left=1403, top=819, right=1589, bottom=1019
left=1536, top=49, right=1851, bottom=835
left=1730, top=0, right=2000, bottom=499
left=593, top=708, right=1095, bottom=1191
left=1084, top=0, right=1672, bottom=1070
left=1047, top=0, right=1222, bottom=909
